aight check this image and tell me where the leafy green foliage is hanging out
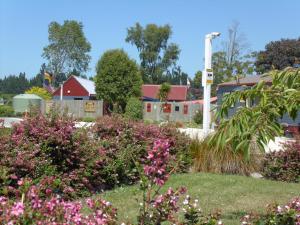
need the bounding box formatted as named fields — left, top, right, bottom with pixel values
left=42, top=20, right=91, bottom=77
left=25, top=86, right=52, bottom=100
left=126, top=23, right=180, bottom=84
left=95, top=49, right=142, bottom=112
left=157, top=82, right=171, bottom=102
left=193, top=110, right=203, bottom=125
left=256, top=38, right=300, bottom=73
left=210, top=68, right=300, bottom=158
left=124, top=97, right=143, bottom=120
left=0, top=105, right=14, bottom=117
left=263, top=136, right=300, bottom=183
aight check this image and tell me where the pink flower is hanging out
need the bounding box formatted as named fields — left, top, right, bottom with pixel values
left=10, top=201, right=24, bottom=217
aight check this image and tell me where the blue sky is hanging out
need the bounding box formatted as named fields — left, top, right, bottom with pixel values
left=0, top=0, right=300, bottom=79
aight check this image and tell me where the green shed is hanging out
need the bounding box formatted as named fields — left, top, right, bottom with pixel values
left=13, top=94, right=43, bottom=113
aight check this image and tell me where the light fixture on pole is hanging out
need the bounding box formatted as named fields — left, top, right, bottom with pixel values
left=202, top=32, right=221, bottom=135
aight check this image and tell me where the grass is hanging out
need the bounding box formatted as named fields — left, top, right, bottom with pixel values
left=99, top=173, right=300, bottom=225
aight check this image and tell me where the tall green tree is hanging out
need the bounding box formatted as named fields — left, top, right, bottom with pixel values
left=95, top=49, right=142, bottom=111
left=126, top=23, right=180, bottom=84
left=255, top=38, right=300, bottom=74
left=42, top=20, right=91, bottom=80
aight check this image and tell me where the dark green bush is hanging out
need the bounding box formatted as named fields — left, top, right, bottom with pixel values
left=193, top=109, right=203, bottom=124
left=262, top=136, right=300, bottom=182
left=124, top=97, right=143, bottom=120
left=0, top=105, right=14, bottom=117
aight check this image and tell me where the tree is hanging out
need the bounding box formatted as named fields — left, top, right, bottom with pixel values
left=210, top=68, right=300, bottom=159
left=125, top=97, right=143, bottom=120
left=29, top=63, right=46, bottom=87
left=211, top=22, right=256, bottom=93
left=255, top=38, right=300, bottom=73
left=42, top=20, right=91, bottom=80
left=25, top=86, right=52, bottom=100
left=95, top=49, right=142, bottom=111
left=157, top=82, right=171, bottom=102
left=0, top=72, right=30, bottom=94
left=126, top=23, right=180, bottom=84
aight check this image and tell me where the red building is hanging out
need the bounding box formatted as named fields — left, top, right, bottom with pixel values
left=52, top=76, right=96, bottom=100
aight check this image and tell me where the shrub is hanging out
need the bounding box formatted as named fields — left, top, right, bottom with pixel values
left=262, top=136, right=300, bottom=182
left=124, top=97, right=143, bottom=120
left=193, top=110, right=203, bottom=125
left=0, top=177, right=118, bottom=224
left=92, top=115, right=192, bottom=188
left=0, top=114, right=106, bottom=199
left=0, top=105, right=14, bottom=117
left=25, top=86, right=52, bottom=100
left=241, top=197, right=300, bottom=225
left=191, top=137, right=262, bottom=175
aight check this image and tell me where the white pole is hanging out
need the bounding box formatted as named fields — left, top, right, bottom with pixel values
left=202, top=32, right=220, bottom=135
left=60, top=83, right=63, bottom=101
left=203, top=35, right=212, bottom=134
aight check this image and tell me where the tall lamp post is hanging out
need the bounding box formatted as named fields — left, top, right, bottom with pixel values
left=202, top=32, right=221, bottom=135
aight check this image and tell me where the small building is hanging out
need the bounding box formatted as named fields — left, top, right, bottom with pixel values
left=52, top=76, right=96, bottom=100
left=217, top=75, right=300, bottom=135
left=142, top=84, right=189, bottom=102
left=13, top=94, right=43, bottom=113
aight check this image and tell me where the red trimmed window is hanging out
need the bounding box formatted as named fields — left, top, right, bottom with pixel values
left=163, top=103, right=171, bottom=113
left=146, top=103, right=151, bottom=112
left=183, top=104, right=188, bottom=114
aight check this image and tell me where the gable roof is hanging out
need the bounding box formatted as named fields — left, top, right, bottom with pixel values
left=142, top=84, right=188, bottom=101
left=73, top=76, right=96, bottom=95
left=218, top=75, right=272, bottom=87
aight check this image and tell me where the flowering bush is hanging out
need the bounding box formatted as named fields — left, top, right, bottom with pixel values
left=137, top=139, right=222, bottom=225
left=263, top=136, right=300, bottom=182
left=92, top=116, right=192, bottom=187
left=240, top=197, right=300, bottom=225
left=0, top=114, right=106, bottom=199
left=0, top=178, right=118, bottom=224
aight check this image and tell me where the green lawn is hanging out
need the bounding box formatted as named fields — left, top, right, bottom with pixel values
left=99, top=173, right=300, bottom=225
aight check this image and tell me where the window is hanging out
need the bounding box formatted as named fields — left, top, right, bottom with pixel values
left=74, top=98, right=83, bottom=100
left=146, top=103, right=151, bottom=112
left=163, top=103, right=171, bottom=113
left=183, top=105, right=188, bottom=114
left=175, top=106, right=180, bottom=112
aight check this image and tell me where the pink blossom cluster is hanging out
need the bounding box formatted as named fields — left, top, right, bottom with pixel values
left=240, top=197, right=300, bottom=225
left=0, top=180, right=117, bottom=225
left=143, top=139, right=171, bottom=186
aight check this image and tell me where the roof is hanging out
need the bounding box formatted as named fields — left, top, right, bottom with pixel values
left=142, top=85, right=188, bottom=101
left=13, top=94, right=42, bottom=100
left=73, top=76, right=96, bottom=95
left=218, top=75, right=272, bottom=87
left=182, top=97, right=217, bottom=105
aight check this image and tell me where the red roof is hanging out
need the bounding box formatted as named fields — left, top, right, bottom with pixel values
left=142, top=85, right=188, bottom=101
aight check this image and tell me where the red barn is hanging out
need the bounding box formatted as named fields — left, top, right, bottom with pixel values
left=142, top=84, right=188, bottom=102
left=52, top=76, right=96, bottom=100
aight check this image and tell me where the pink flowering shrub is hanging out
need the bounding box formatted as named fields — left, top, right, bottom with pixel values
left=137, top=139, right=221, bottom=225
left=92, top=116, right=192, bottom=187
left=0, top=178, right=118, bottom=224
left=0, top=114, right=107, bottom=199
left=240, top=197, right=300, bottom=225
left=263, top=136, right=300, bottom=183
